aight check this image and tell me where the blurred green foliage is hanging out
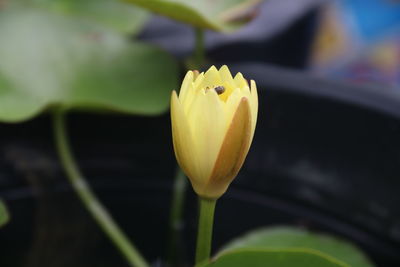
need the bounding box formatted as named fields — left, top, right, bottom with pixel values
left=123, top=0, right=261, bottom=31
left=203, top=249, right=348, bottom=267
left=0, top=200, right=9, bottom=228
left=0, top=2, right=178, bottom=122
left=219, top=227, right=374, bottom=267
left=8, top=0, right=149, bottom=34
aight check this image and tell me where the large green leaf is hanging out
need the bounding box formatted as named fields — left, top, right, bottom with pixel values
left=203, top=248, right=347, bottom=267
left=0, top=200, right=10, bottom=227
left=219, top=227, right=374, bottom=267
left=123, top=0, right=261, bottom=32
left=0, top=9, right=178, bottom=122
left=10, top=0, right=148, bottom=34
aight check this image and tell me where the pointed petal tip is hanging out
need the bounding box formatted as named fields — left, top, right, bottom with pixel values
left=219, top=65, right=229, bottom=71
left=234, top=72, right=244, bottom=78
left=171, top=90, right=180, bottom=106
left=249, top=80, right=258, bottom=103
left=205, top=65, right=218, bottom=74
left=186, top=70, right=194, bottom=78
left=180, top=71, right=194, bottom=87
left=239, top=95, right=250, bottom=105
left=194, top=71, right=204, bottom=82
left=238, top=97, right=252, bottom=117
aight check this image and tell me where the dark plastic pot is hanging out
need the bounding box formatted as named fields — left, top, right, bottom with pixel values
left=1, top=63, right=400, bottom=266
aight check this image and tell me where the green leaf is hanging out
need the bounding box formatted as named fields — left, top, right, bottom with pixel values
left=11, top=0, right=149, bottom=34
left=219, top=227, right=374, bottom=267
left=0, top=9, right=179, bottom=122
left=0, top=200, right=10, bottom=227
left=123, top=0, right=261, bottom=32
left=203, top=248, right=348, bottom=267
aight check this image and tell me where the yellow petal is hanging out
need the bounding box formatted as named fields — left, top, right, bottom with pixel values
left=187, top=90, right=226, bottom=188
left=171, top=91, right=198, bottom=181
left=198, top=97, right=252, bottom=199
left=219, top=65, right=235, bottom=87
left=200, top=65, right=222, bottom=89
left=233, top=72, right=248, bottom=88
left=224, top=87, right=242, bottom=129
left=193, top=72, right=205, bottom=88
left=181, top=73, right=204, bottom=115
left=181, top=72, right=205, bottom=114
left=250, top=80, right=258, bottom=137
left=178, top=71, right=194, bottom=101
left=182, top=83, right=197, bottom=115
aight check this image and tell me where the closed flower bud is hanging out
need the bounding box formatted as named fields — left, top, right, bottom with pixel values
left=171, top=65, right=258, bottom=199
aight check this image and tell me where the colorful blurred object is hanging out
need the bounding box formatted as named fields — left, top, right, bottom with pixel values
left=311, top=0, right=400, bottom=87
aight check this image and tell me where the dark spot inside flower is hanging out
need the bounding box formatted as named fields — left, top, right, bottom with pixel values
left=214, top=86, right=225, bottom=95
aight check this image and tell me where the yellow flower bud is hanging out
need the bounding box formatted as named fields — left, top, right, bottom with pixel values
left=171, top=65, right=258, bottom=199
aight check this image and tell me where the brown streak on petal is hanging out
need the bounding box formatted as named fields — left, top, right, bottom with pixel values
left=202, top=97, right=252, bottom=198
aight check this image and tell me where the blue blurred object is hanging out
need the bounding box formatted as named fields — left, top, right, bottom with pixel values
left=341, top=0, right=400, bottom=42
left=310, top=0, right=400, bottom=87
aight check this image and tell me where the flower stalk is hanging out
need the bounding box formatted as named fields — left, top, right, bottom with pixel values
left=166, top=167, right=188, bottom=266
left=52, top=110, right=149, bottom=267
left=195, top=197, right=217, bottom=266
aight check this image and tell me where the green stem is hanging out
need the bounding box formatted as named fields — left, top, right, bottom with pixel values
left=52, top=110, right=149, bottom=267
left=194, top=28, right=205, bottom=69
left=166, top=167, right=188, bottom=265
left=195, top=197, right=217, bottom=266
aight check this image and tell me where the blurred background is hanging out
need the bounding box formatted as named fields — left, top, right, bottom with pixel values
left=139, top=0, right=400, bottom=85
left=1, top=0, right=400, bottom=266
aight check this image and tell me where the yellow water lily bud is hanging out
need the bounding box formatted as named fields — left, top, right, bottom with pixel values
left=171, top=65, right=258, bottom=199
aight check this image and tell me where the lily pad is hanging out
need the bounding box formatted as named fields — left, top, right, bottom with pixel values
left=0, top=200, right=9, bottom=227
left=219, top=226, right=374, bottom=267
left=123, top=0, right=261, bottom=31
left=202, top=248, right=347, bottom=267
left=0, top=9, right=178, bottom=122
left=8, top=0, right=148, bottom=34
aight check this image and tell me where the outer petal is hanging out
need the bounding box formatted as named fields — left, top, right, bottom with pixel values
left=197, top=97, right=252, bottom=199
left=187, top=90, right=226, bottom=188
left=178, top=71, right=194, bottom=101
left=171, top=90, right=198, bottom=181
left=224, top=87, right=242, bottom=129
left=183, top=72, right=204, bottom=114
left=193, top=72, right=205, bottom=89
left=250, top=80, right=258, bottom=137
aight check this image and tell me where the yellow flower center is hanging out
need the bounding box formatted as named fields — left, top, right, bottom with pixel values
left=202, top=83, right=236, bottom=102
left=205, top=85, right=225, bottom=95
